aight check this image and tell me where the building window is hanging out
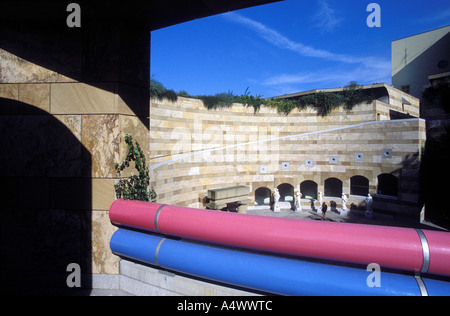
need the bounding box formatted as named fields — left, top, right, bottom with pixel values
left=401, top=85, right=410, bottom=94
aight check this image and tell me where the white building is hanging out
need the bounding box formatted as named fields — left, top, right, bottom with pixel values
left=392, top=25, right=450, bottom=100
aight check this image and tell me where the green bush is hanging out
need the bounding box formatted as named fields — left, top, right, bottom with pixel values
left=150, top=79, right=178, bottom=102
left=153, top=81, right=373, bottom=117
left=234, top=87, right=264, bottom=113
left=194, top=83, right=373, bottom=116
left=198, top=91, right=235, bottom=109
left=114, top=135, right=156, bottom=202
left=266, top=82, right=373, bottom=116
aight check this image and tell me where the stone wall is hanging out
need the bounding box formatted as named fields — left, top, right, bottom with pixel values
left=0, top=19, right=150, bottom=291
left=150, top=91, right=425, bottom=219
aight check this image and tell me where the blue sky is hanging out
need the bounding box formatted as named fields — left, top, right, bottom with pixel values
left=151, top=0, right=450, bottom=98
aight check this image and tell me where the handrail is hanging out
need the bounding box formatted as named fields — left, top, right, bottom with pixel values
left=109, top=199, right=450, bottom=277
left=110, top=228, right=450, bottom=296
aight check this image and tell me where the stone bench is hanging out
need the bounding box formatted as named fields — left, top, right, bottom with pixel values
left=205, top=186, right=251, bottom=212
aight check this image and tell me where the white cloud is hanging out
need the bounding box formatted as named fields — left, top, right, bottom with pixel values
left=224, top=12, right=341, bottom=61
left=264, top=65, right=391, bottom=87
left=223, top=12, right=391, bottom=94
left=223, top=12, right=389, bottom=67
left=312, top=0, right=343, bottom=33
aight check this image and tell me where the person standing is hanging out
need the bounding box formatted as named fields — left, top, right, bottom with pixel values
left=321, top=202, right=328, bottom=220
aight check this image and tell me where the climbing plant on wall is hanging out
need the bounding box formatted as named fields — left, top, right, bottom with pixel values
left=114, top=134, right=157, bottom=202
left=184, top=82, right=374, bottom=116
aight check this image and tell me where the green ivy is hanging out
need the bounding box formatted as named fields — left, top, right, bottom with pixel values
left=114, top=134, right=156, bottom=202
left=150, top=79, right=178, bottom=102
left=182, top=82, right=373, bottom=116
left=198, top=91, right=234, bottom=109
left=234, top=87, right=264, bottom=113
left=266, top=82, right=373, bottom=117
left=194, top=87, right=264, bottom=113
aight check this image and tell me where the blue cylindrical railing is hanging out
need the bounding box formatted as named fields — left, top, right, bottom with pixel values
left=110, top=228, right=450, bottom=296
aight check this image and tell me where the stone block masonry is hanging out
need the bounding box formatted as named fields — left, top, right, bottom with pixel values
left=1, top=17, right=150, bottom=291
left=150, top=86, right=425, bottom=221
left=206, top=186, right=251, bottom=210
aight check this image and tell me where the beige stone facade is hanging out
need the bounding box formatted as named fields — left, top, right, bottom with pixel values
left=150, top=84, right=425, bottom=219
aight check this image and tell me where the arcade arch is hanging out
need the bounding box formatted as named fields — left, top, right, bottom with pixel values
left=255, top=187, right=271, bottom=206
left=324, top=177, right=343, bottom=198
left=300, top=180, right=318, bottom=200
left=277, top=183, right=294, bottom=202
left=377, top=174, right=398, bottom=197
left=350, top=175, right=369, bottom=196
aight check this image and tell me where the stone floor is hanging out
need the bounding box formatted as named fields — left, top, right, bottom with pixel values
left=245, top=205, right=448, bottom=231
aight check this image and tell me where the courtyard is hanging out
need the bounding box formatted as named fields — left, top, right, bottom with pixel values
left=246, top=203, right=447, bottom=231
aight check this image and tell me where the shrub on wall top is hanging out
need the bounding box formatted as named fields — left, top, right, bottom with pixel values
left=175, top=82, right=373, bottom=116
left=150, top=79, right=178, bottom=102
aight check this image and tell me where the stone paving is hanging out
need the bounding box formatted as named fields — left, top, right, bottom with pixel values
left=245, top=205, right=448, bottom=231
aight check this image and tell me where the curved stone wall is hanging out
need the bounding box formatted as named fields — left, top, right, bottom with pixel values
left=150, top=93, right=425, bottom=218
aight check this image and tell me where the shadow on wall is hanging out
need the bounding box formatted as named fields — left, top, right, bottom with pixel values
left=0, top=97, right=92, bottom=294
left=420, top=127, right=450, bottom=229
left=392, top=31, right=450, bottom=99
left=0, top=11, right=150, bottom=129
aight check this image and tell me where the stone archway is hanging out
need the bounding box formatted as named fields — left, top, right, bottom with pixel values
left=350, top=175, right=369, bottom=196
left=255, top=187, right=271, bottom=206
left=277, top=183, right=294, bottom=202
left=300, top=180, right=318, bottom=200
left=377, top=174, right=398, bottom=196
left=0, top=97, right=93, bottom=291
left=324, top=177, right=343, bottom=197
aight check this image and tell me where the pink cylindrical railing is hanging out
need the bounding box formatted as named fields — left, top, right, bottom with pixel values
left=109, top=199, right=450, bottom=277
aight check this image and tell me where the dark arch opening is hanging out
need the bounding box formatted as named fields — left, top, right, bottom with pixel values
left=255, top=187, right=271, bottom=206
left=350, top=175, right=369, bottom=196
left=300, top=180, right=318, bottom=200
left=277, top=183, right=294, bottom=202
left=377, top=174, right=398, bottom=196
left=324, top=177, right=343, bottom=198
